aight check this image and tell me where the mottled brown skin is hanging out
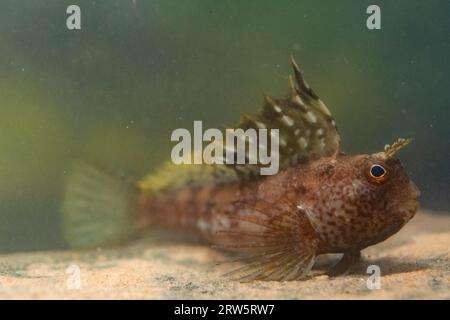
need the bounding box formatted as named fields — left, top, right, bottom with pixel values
left=137, top=152, right=419, bottom=278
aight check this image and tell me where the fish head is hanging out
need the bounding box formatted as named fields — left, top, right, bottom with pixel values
left=348, top=138, right=419, bottom=246
left=307, top=138, right=420, bottom=251
left=359, top=153, right=420, bottom=225
left=365, top=138, right=420, bottom=226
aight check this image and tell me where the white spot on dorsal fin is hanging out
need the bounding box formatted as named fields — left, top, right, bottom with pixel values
left=315, top=100, right=332, bottom=117
left=280, top=115, right=294, bottom=127
left=305, top=111, right=317, bottom=124
left=254, top=120, right=266, bottom=129
left=292, top=94, right=306, bottom=109
left=298, top=137, right=308, bottom=149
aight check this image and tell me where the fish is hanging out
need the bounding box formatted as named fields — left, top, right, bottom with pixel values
left=61, top=55, right=420, bottom=281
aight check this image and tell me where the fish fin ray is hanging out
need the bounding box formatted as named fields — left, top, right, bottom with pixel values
left=231, top=55, right=340, bottom=178
left=213, top=199, right=317, bottom=281
left=61, top=162, right=137, bottom=248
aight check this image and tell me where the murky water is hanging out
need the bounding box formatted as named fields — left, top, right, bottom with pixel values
left=0, top=1, right=449, bottom=252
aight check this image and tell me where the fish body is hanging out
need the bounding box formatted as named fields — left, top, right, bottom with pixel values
left=138, top=153, right=419, bottom=252
left=62, top=56, right=420, bottom=281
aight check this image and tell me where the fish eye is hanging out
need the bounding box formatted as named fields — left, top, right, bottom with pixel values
left=369, top=164, right=387, bottom=182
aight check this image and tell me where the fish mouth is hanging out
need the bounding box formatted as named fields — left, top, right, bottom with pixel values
left=397, top=198, right=420, bottom=223
left=406, top=182, right=420, bottom=218
left=403, top=199, right=420, bottom=211
left=387, top=182, right=420, bottom=224
left=402, top=182, right=420, bottom=208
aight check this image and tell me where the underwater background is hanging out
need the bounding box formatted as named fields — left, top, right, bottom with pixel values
left=0, top=0, right=449, bottom=252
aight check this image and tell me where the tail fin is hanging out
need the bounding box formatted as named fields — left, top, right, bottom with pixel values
left=61, top=163, right=138, bottom=249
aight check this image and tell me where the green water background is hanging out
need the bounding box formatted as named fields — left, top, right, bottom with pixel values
left=0, top=0, right=449, bottom=252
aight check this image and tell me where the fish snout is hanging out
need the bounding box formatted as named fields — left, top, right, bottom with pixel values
left=397, top=181, right=420, bottom=223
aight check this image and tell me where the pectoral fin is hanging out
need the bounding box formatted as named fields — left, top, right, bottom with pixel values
left=212, top=198, right=318, bottom=281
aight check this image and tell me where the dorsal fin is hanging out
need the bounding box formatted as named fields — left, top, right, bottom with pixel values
left=229, top=54, right=340, bottom=178
left=139, top=55, right=341, bottom=193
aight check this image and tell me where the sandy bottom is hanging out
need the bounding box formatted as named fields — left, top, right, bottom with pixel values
left=0, top=210, right=449, bottom=299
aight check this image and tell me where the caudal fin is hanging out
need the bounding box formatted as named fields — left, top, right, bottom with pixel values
left=61, top=163, right=138, bottom=249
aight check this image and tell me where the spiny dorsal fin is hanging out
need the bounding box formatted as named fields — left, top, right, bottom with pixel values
left=139, top=55, right=341, bottom=193
left=230, top=54, right=340, bottom=178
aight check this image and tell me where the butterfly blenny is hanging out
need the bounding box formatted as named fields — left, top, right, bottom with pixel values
left=61, top=55, right=420, bottom=281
